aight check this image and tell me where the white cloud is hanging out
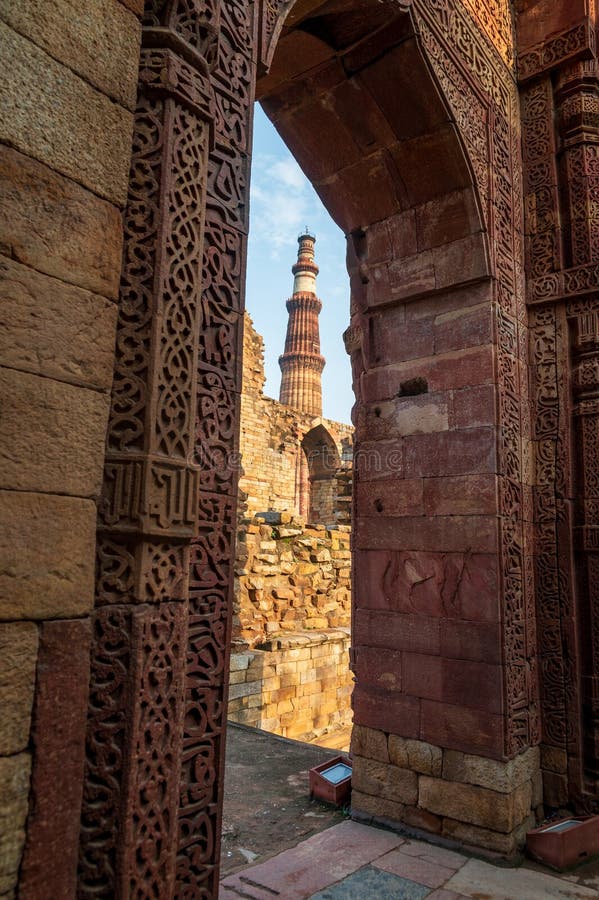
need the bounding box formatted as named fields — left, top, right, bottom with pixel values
left=249, top=151, right=312, bottom=256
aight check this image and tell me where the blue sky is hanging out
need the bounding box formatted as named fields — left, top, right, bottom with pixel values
left=245, top=105, right=354, bottom=424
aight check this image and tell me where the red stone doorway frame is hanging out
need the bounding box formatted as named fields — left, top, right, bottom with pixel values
left=62, top=1, right=598, bottom=897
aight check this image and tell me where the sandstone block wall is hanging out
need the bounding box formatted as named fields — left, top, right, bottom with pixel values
left=0, top=2, right=140, bottom=893
left=351, top=726, right=542, bottom=858
left=229, top=514, right=353, bottom=742
left=229, top=632, right=352, bottom=742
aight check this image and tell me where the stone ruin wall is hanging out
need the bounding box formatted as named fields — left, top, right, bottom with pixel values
left=229, top=515, right=352, bottom=741
left=229, top=315, right=354, bottom=742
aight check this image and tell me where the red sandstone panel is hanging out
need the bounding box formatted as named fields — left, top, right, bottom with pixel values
left=359, top=40, right=449, bottom=142
left=388, top=126, right=471, bottom=206
left=353, top=549, right=501, bottom=623
left=257, top=30, right=333, bottom=96
left=329, top=77, right=396, bottom=153
left=354, top=646, right=403, bottom=693
left=361, top=345, right=495, bottom=402
left=354, top=514, right=499, bottom=554
left=516, top=0, right=588, bottom=53
left=415, top=189, right=481, bottom=251
left=368, top=309, right=434, bottom=365
left=433, top=304, right=493, bottom=354
left=386, top=250, right=437, bottom=302
left=450, top=384, right=497, bottom=429
left=354, top=609, right=440, bottom=654
left=269, top=96, right=361, bottom=183
left=355, top=478, right=424, bottom=518
left=403, top=428, right=497, bottom=478
left=315, top=152, right=404, bottom=234
left=440, top=620, right=503, bottom=665
left=356, top=394, right=450, bottom=441
left=353, top=683, right=420, bottom=738
left=387, top=210, right=419, bottom=260
left=404, top=282, right=493, bottom=322
left=422, top=474, right=498, bottom=516
left=431, top=234, right=489, bottom=291
left=420, top=699, right=504, bottom=758
left=19, top=619, right=91, bottom=897
left=402, top=654, right=504, bottom=715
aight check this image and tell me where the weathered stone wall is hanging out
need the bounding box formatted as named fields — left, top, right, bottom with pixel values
left=0, top=2, right=140, bottom=894
left=229, top=514, right=353, bottom=741
left=238, top=313, right=353, bottom=520
left=233, top=514, right=351, bottom=646
left=229, top=632, right=352, bottom=742
left=351, top=726, right=542, bottom=857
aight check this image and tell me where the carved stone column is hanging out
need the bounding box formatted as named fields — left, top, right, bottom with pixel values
left=569, top=300, right=599, bottom=791
left=176, top=0, right=257, bottom=894
left=555, top=58, right=599, bottom=802
left=78, top=3, right=218, bottom=897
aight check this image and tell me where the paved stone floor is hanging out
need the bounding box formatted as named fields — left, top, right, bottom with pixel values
left=222, top=724, right=599, bottom=899
left=221, top=819, right=599, bottom=899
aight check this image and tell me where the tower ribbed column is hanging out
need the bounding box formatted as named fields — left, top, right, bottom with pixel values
left=279, top=232, right=325, bottom=416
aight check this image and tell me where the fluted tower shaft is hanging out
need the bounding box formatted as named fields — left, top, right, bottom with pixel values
left=279, top=233, right=325, bottom=416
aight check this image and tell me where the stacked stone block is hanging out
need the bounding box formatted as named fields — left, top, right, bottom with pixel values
left=229, top=514, right=353, bottom=742
left=351, top=726, right=542, bottom=857
left=233, top=515, right=351, bottom=646
left=229, top=632, right=352, bottom=742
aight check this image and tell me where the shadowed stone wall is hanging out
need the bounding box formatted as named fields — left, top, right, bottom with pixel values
left=0, top=2, right=140, bottom=894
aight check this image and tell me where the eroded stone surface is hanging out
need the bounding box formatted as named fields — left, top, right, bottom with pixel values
left=0, top=622, right=38, bottom=755
left=0, top=367, right=110, bottom=497
left=0, top=255, right=118, bottom=390
left=0, top=753, right=31, bottom=896
left=389, top=736, right=443, bottom=777
left=418, top=776, right=533, bottom=834
left=0, top=491, right=96, bottom=619
left=352, top=755, right=418, bottom=806
left=0, top=21, right=133, bottom=204
left=0, top=0, right=141, bottom=110
left=19, top=620, right=91, bottom=898
left=0, top=146, right=123, bottom=298
left=350, top=724, right=390, bottom=763
left=442, top=747, right=540, bottom=794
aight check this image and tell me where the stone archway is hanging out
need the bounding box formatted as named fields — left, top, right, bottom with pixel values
left=300, top=424, right=341, bottom=521
left=75, top=1, right=533, bottom=895
left=258, top=0, right=539, bottom=856
left=62, top=0, right=595, bottom=897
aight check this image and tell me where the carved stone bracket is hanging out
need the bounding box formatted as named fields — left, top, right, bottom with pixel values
left=518, top=18, right=596, bottom=84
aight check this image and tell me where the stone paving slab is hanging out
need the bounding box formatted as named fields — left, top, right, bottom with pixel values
left=373, top=846, right=462, bottom=888
left=309, top=865, right=431, bottom=899
left=221, top=820, right=403, bottom=898
left=221, top=820, right=599, bottom=899
left=444, top=857, right=599, bottom=899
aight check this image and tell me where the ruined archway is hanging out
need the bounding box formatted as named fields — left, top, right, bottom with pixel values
left=257, top=0, right=540, bottom=855
left=300, top=423, right=341, bottom=521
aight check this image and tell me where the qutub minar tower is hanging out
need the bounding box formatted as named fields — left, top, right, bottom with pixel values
left=278, top=231, right=325, bottom=417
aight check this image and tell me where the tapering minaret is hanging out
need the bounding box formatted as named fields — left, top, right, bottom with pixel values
left=279, top=231, right=325, bottom=416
